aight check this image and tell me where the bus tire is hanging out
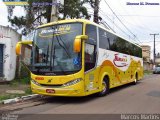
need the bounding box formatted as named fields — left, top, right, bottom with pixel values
left=98, top=77, right=109, bottom=97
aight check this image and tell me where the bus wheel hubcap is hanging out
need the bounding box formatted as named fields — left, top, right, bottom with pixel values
left=102, top=81, right=107, bottom=93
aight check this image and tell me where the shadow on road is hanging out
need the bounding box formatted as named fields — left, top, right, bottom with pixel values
left=42, top=94, right=98, bottom=104
left=40, top=81, right=142, bottom=104
left=109, top=81, right=142, bottom=94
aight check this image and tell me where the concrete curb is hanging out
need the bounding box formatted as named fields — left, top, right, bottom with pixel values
left=1, top=94, right=40, bottom=104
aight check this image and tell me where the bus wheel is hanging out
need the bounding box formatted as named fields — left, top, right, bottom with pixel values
left=98, top=77, right=109, bottom=96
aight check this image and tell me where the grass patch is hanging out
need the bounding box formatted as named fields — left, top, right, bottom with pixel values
left=0, top=95, right=12, bottom=101
left=0, top=94, right=26, bottom=101
left=25, top=87, right=32, bottom=94
left=20, top=77, right=30, bottom=84
left=9, top=77, right=30, bottom=87
left=0, top=87, right=32, bottom=101
left=0, top=64, right=32, bottom=102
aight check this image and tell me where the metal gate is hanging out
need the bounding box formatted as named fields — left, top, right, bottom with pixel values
left=0, top=44, right=3, bottom=77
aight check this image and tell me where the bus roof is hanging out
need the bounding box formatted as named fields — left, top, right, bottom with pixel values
left=38, top=19, right=141, bottom=48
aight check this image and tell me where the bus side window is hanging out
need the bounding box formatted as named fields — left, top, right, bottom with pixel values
left=99, top=28, right=110, bottom=50
left=85, top=43, right=96, bottom=62
left=85, top=43, right=96, bottom=71
left=86, top=24, right=97, bottom=44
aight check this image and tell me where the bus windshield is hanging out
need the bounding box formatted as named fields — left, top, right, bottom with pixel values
left=30, top=23, right=82, bottom=75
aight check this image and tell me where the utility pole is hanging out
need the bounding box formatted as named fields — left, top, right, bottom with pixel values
left=50, top=0, right=58, bottom=22
left=93, top=0, right=100, bottom=24
left=150, top=33, right=159, bottom=65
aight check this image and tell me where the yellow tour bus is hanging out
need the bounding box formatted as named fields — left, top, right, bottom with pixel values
left=16, top=19, right=143, bottom=97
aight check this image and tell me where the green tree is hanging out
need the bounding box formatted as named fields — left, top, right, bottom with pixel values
left=7, top=0, right=89, bottom=35
left=59, top=0, right=89, bottom=19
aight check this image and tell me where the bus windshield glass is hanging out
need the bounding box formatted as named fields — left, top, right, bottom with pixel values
left=30, top=23, right=82, bottom=75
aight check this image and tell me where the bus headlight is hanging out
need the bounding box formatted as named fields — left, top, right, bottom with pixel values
left=63, top=78, right=82, bottom=87
left=31, top=79, right=40, bottom=86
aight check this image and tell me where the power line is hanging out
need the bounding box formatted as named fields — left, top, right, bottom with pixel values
left=87, top=5, right=139, bottom=43
left=99, top=9, right=135, bottom=41
left=88, top=12, right=115, bottom=32
left=111, top=2, right=152, bottom=35
left=114, top=2, right=158, bottom=34
left=141, top=41, right=160, bottom=43
left=87, top=6, right=134, bottom=40
left=103, top=0, right=142, bottom=44
left=103, top=0, right=135, bottom=36
left=100, top=19, right=116, bottom=33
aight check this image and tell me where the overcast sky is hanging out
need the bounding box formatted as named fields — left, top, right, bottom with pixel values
left=0, top=0, right=160, bottom=58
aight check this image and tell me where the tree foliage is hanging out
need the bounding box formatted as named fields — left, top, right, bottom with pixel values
left=59, top=0, right=89, bottom=19
left=7, top=0, right=90, bottom=34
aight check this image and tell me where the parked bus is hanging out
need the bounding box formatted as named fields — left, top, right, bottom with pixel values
left=16, top=19, right=143, bottom=96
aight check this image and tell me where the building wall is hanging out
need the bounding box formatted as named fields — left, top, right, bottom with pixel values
left=143, top=62, right=153, bottom=70
left=155, top=58, right=160, bottom=64
left=0, top=26, right=20, bottom=81
left=141, top=45, right=151, bottom=62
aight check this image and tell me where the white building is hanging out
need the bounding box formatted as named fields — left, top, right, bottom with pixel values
left=0, top=26, right=20, bottom=81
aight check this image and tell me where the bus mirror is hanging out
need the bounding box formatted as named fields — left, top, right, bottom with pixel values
left=74, top=38, right=81, bottom=53
left=16, top=42, right=22, bottom=55
left=15, top=40, right=32, bottom=55
left=74, top=35, right=88, bottom=53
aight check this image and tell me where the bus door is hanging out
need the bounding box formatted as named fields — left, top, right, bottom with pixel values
left=84, top=24, right=99, bottom=93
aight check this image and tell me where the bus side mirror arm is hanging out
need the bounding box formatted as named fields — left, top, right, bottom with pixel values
left=73, top=35, right=88, bottom=53
left=15, top=40, right=32, bottom=55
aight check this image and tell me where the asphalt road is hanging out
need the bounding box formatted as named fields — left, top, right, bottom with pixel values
left=1, top=74, right=160, bottom=115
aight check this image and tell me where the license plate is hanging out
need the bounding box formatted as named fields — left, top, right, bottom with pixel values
left=46, top=89, right=55, bottom=93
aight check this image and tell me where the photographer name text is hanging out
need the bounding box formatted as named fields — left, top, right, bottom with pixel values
left=126, top=2, right=160, bottom=6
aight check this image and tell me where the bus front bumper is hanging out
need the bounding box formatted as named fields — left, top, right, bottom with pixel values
left=31, top=80, right=85, bottom=97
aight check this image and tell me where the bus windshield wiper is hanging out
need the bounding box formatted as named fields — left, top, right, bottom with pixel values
left=50, top=29, right=55, bottom=71
left=55, top=35, right=71, bottom=58
left=46, top=44, right=49, bottom=65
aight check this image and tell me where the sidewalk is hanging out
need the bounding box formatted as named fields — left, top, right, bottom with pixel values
left=0, top=78, right=31, bottom=102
